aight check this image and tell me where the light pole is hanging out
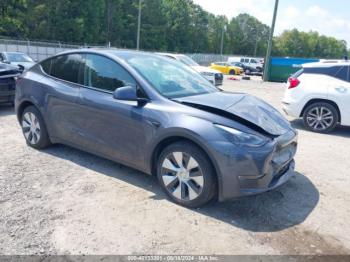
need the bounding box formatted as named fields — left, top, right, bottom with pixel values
left=136, top=0, right=143, bottom=50
left=220, top=25, right=227, bottom=59
left=263, top=0, right=279, bottom=81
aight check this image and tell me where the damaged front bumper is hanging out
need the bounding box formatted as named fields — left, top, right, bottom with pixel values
left=210, top=130, right=298, bottom=201
left=0, top=63, right=21, bottom=104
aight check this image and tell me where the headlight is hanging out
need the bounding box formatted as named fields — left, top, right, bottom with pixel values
left=214, top=124, right=268, bottom=147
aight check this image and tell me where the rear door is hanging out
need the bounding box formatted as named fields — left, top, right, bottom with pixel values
left=327, top=66, right=350, bottom=125
left=75, top=53, right=148, bottom=168
left=43, top=53, right=85, bottom=143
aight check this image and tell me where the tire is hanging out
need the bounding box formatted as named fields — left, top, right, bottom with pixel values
left=157, top=141, right=217, bottom=208
left=21, top=106, right=51, bottom=149
left=245, top=69, right=251, bottom=75
left=229, top=70, right=236, bottom=75
left=302, top=102, right=339, bottom=133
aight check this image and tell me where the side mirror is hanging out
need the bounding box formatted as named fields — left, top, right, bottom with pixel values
left=113, top=85, right=148, bottom=105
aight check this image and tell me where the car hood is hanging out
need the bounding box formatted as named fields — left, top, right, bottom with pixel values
left=191, top=66, right=221, bottom=74
left=175, top=92, right=292, bottom=136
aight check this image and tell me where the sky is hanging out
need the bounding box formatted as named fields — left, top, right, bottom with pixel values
left=192, top=0, right=350, bottom=46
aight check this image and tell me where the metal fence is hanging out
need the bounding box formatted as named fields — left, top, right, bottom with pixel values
left=0, top=37, right=231, bottom=65
left=0, top=38, right=82, bottom=61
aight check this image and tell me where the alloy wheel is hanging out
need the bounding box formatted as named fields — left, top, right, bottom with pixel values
left=306, top=106, right=334, bottom=131
left=161, top=152, right=204, bottom=201
left=22, top=112, right=41, bottom=145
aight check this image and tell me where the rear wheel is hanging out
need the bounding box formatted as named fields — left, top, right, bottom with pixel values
left=157, top=142, right=216, bottom=208
left=229, top=69, right=236, bottom=75
left=21, top=106, right=51, bottom=149
left=303, top=102, right=339, bottom=133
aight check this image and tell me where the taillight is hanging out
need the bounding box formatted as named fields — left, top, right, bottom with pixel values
left=288, top=77, right=300, bottom=89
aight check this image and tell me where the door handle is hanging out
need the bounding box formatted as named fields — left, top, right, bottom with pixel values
left=335, top=87, right=347, bottom=93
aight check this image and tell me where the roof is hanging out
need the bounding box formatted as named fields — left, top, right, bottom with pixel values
left=303, top=60, right=350, bottom=68
left=56, top=48, right=163, bottom=61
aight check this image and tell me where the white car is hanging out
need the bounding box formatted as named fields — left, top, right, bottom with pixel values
left=157, top=53, right=223, bottom=86
left=282, top=61, right=350, bottom=133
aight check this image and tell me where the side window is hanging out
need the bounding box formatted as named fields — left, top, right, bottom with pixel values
left=334, top=66, right=350, bottom=82
left=51, top=54, right=84, bottom=84
left=40, top=59, right=52, bottom=75
left=250, top=59, right=257, bottom=63
left=0, top=53, right=4, bottom=62
left=240, top=58, right=244, bottom=63
left=304, top=66, right=350, bottom=82
left=244, top=58, right=249, bottom=63
left=83, top=54, right=136, bottom=92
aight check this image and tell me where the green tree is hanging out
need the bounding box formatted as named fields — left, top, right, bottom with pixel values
left=0, top=0, right=27, bottom=37
left=273, top=29, right=348, bottom=59
left=0, top=0, right=348, bottom=59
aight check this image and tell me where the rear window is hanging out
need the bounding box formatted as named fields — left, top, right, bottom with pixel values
left=334, top=66, right=350, bottom=82
left=50, top=54, right=84, bottom=84
left=303, top=66, right=350, bottom=82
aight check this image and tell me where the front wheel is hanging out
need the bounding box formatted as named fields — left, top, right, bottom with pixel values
left=21, top=106, right=51, bottom=149
left=157, top=142, right=217, bottom=208
left=229, top=70, right=236, bottom=75
left=303, top=102, right=339, bottom=133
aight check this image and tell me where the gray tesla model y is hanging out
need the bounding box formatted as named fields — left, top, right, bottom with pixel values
left=15, top=49, right=298, bottom=207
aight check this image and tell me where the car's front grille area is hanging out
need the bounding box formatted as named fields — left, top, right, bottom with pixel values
left=0, top=78, right=16, bottom=103
left=270, top=131, right=297, bottom=180
left=0, top=78, right=15, bottom=91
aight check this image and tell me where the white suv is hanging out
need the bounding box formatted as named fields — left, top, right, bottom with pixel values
left=282, top=61, right=350, bottom=133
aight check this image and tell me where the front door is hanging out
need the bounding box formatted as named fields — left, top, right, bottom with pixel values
left=75, top=54, right=148, bottom=169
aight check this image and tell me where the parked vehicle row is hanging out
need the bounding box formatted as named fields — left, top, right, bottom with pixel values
left=157, top=53, right=223, bottom=86
left=228, top=56, right=264, bottom=71
left=230, top=62, right=262, bottom=76
left=15, top=49, right=298, bottom=208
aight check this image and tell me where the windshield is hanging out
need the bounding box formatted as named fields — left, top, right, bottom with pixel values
left=126, top=54, right=218, bottom=98
left=6, top=53, right=34, bottom=62
left=177, top=55, right=199, bottom=67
